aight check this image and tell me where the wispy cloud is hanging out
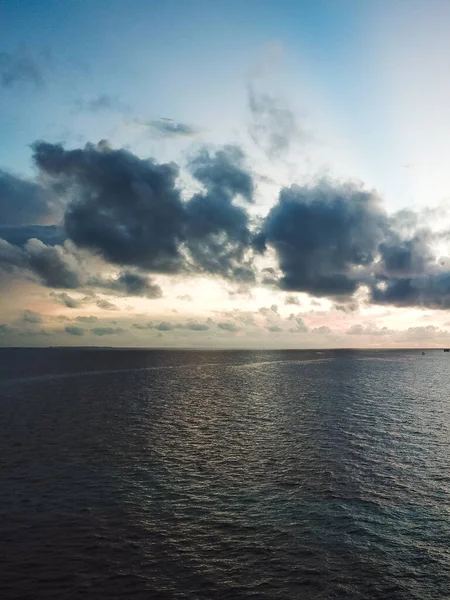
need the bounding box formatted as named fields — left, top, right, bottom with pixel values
left=0, top=48, right=47, bottom=88
left=248, top=85, right=311, bottom=159
left=75, top=94, right=129, bottom=113
left=140, top=118, right=199, bottom=138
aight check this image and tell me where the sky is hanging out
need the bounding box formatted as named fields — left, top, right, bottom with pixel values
left=2, top=0, right=450, bottom=348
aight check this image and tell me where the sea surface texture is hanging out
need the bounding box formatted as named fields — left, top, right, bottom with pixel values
left=1, top=348, right=450, bottom=599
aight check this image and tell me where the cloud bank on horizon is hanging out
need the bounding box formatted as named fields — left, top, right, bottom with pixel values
left=2, top=0, right=450, bottom=347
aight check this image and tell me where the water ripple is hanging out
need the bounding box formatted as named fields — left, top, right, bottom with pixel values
left=1, top=348, right=450, bottom=599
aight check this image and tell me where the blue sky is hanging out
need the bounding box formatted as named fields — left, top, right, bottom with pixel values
left=1, top=1, right=372, bottom=170
left=2, top=0, right=450, bottom=348
left=3, top=0, right=447, bottom=209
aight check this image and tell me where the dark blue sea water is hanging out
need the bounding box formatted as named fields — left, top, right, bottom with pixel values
left=1, top=348, right=450, bottom=599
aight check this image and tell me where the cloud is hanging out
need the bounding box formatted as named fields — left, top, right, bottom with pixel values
left=403, top=325, right=450, bottom=341
left=25, top=239, right=83, bottom=288
left=189, top=145, right=254, bottom=202
left=0, top=225, right=64, bottom=246
left=91, top=327, right=124, bottom=336
left=22, top=310, right=43, bottom=324
left=65, top=325, right=85, bottom=336
left=234, top=311, right=256, bottom=326
left=347, top=323, right=392, bottom=336
left=217, top=321, right=240, bottom=332
left=185, top=145, right=255, bottom=281
left=370, top=231, right=450, bottom=309
left=155, top=322, right=173, bottom=331
left=76, top=94, right=128, bottom=113
left=145, top=118, right=198, bottom=137
left=267, top=324, right=282, bottom=332
left=76, top=316, right=98, bottom=323
left=0, top=48, right=46, bottom=87
left=96, top=299, right=118, bottom=311
left=33, top=140, right=185, bottom=272
left=258, top=305, right=279, bottom=317
left=288, top=314, right=308, bottom=332
left=177, top=294, right=192, bottom=301
left=185, top=321, right=209, bottom=331
left=0, top=139, right=446, bottom=313
left=0, top=170, right=59, bottom=226
left=256, top=179, right=388, bottom=297
left=0, top=236, right=86, bottom=290
left=132, top=321, right=154, bottom=330
left=102, top=271, right=163, bottom=298
left=32, top=140, right=256, bottom=281
left=50, top=291, right=83, bottom=308
left=333, top=300, right=359, bottom=313
left=0, top=324, right=14, bottom=334
left=312, top=326, right=332, bottom=335
left=0, top=238, right=27, bottom=271
left=248, top=86, right=309, bottom=158
left=284, top=294, right=301, bottom=305
left=132, top=319, right=209, bottom=332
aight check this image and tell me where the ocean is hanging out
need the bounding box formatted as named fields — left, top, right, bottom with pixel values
left=1, top=348, right=449, bottom=599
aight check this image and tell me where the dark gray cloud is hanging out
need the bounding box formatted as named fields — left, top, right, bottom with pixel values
left=189, top=146, right=253, bottom=202
left=33, top=140, right=185, bottom=272
left=132, top=321, right=154, bottom=330
left=369, top=229, right=450, bottom=309
left=0, top=324, right=14, bottom=334
left=379, top=230, right=433, bottom=277
left=96, top=299, right=118, bottom=311
left=132, top=319, right=209, bottom=332
left=145, top=118, right=198, bottom=137
left=0, top=170, right=58, bottom=226
left=91, top=327, right=124, bottom=336
left=256, top=180, right=388, bottom=297
left=2, top=139, right=450, bottom=312
left=32, top=140, right=256, bottom=281
left=284, top=295, right=301, bottom=306
left=185, top=146, right=255, bottom=281
left=0, top=48, right=46, bottom=87
left=258, top=183, right=450, bottom=310
left=185, top=321, right=209, bottom=331
left=104, top=271, right=163, bottom=298
left=217, top=321, right=240, bottom=332
left=76, top=316, right=98, bottom=323
left=371, top=273, right=450, bottom=309
left=50, top=291, right=83, bottom=308
left=20, top=327, right=51, bottom=338
left=333, top=300, right=359, bottom=313
left=22, top=310, right=43, bottom=324
left=155, top=322, right=172, bottom=331
left=0, top=238, right=26, bottom=271
left=0, top=235, right=87, bottom=291
left=25, top=239, right=83, bottom=288
left=65, top=325, right=85, bottom=336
